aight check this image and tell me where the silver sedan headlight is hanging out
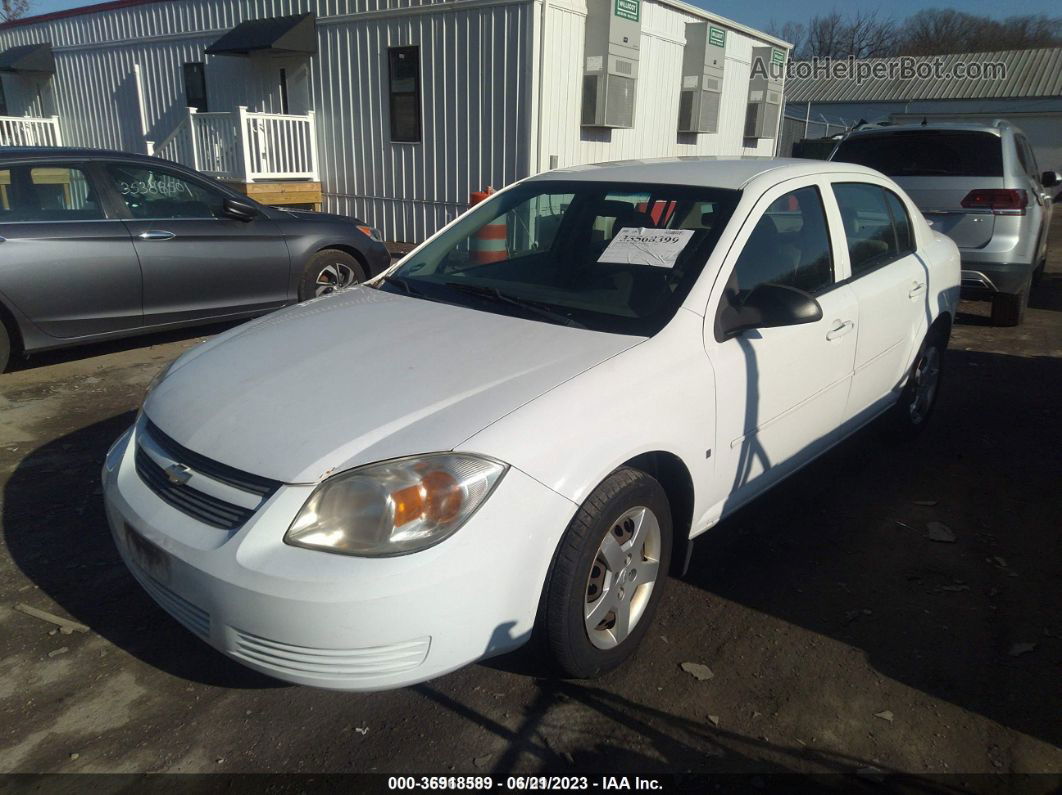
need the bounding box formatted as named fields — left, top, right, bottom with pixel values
left=284, top=454, right=507, bottom=556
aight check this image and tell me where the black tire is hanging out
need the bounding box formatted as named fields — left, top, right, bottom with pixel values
left=0, top=321, right=11, bottom=374
left=1032, top=257, right=1046, bottom=287
left=991, top=285, right=1028, bottom=327
left=891, top=329, right=946, bottom=435
left=541, top=467, right=672, bottom=679
left=298, top=250, right=367, bottom=302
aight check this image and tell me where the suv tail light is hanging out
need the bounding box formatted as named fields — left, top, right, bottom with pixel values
left=960, top=189, right=1028, bottom=215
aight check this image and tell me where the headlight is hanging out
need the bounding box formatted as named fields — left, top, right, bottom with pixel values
left=285, top=453, right=507, bottom=556
left=356, top=224, right=384, bottom=242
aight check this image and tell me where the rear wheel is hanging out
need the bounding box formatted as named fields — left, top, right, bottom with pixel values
left=1032, top=257, right=1046, bottom=286
left=298, top=250, right=367, bottom=302
left=541, top=468, right=672, bottom=679
left=0, top=321, right=11, bottom=374
left=991, top=281, right=1029, bottom=327
left=891, top=330, right=945, bottom=435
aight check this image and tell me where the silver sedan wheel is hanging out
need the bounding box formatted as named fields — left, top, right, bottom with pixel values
left=908, top=344, right=940, bottom=424
left=315, top=262, right=359, bottom=297
left=584, top=506, right=662, bottom=650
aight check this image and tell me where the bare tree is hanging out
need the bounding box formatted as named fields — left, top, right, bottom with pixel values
left=1, top=0, right=32, bottom=23
left=875, top=8, right=1060, bottom=56
left=780, top=7, right=1061, bottom=60
left=766, top=19, right=807, bottom=56
left=797, top=9, right=898, bottom=59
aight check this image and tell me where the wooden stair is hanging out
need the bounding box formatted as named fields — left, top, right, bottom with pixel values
left=225, top=180, right=322, bottom=211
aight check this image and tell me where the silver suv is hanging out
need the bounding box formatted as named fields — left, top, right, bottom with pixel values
left=830, top=121, right=1058, bottom=326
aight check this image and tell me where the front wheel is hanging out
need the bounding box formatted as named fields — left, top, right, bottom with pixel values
left=541, top=467, right=672, bottom=679
left=298, top=250, right=367, bottom=301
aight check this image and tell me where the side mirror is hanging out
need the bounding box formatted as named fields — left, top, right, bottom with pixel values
left=1041, top=171, right=1061, bottom=188
left=718, top=283, right=823, bottom=340
left=223, top=197, right=258, bottom=222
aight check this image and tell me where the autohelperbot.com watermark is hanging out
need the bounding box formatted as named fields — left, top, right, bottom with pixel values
left=753, top=55, right=1008, bottom=84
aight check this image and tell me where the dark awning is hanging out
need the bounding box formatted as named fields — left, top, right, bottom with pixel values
left=0, top=42, right=56, bottom=74
left=206, top=13, right=316, bottom=57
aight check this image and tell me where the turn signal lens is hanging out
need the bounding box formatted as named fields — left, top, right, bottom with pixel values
left=285, top=454, right=507, bottom=556
left=357, top=225, right=384, bottom=242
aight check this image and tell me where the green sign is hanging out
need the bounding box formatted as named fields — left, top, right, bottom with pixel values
left=771, top=48, right=785, bottom=65
left=708, top=27, right=726, bottom=47
left=615, top=0, right=639, bottom=22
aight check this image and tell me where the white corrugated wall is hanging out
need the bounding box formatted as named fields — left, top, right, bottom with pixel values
left=0, top=0, right=533, bottom=242
left=0, top=0, right=784, bottom=241
left=530, top=0, right=782, bottom=172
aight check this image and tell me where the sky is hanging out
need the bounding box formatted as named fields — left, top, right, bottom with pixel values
left=17, top=0, right=1061, bottom=33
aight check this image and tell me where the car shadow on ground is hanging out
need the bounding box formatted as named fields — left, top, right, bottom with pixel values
left=414, top=679, right=974, bottom=784
left=676, top=346, right=1062, bottom=750
left=2, top=411, right=283, bottom=689
left=7, top=320, right=246, bottom=373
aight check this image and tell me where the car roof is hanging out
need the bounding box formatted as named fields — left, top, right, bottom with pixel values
left=844, top=122, right=1009, bottom=138
left=527, top=157, right=883, bottom=190
left=0, top=146, right=163, bottom=163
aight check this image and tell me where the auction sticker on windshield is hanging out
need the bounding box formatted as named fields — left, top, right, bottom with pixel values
left=598, top=228, right=694, bottom=267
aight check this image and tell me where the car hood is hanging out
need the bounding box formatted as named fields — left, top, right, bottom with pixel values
left=144, top=288, right=641, bottom=483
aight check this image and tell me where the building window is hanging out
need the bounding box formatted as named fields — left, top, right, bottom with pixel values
left=388, top=46, right=421, bottom=143
left=183, top=62, right=208, bottom=112
left=0, top=77, right=8, bottom=116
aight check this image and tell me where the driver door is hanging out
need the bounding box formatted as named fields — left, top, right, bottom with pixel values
left=704, top=179, right=859, bottom=512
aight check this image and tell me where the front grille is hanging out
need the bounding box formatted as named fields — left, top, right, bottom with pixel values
left=135, top=423, right=281, bottom=530
left=145, top=421, right=279, bottom=497
left=231, top=629, right=430, bottom=679
left=135, top=447, right=254, bottom=529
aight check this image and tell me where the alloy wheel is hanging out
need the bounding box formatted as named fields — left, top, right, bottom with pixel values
left=584, top=506, right=662, bottom=650
left=315, top=262, right=359, bottom=297
left=908, top=344, right=941, bottom=424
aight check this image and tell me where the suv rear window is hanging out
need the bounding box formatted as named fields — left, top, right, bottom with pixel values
left=832, top=131, right=1003, bottom=178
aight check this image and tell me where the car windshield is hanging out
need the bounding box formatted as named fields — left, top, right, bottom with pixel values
left=381, top=180, right=740, bottom=336
left=832, top=130, right=1004, bottom=177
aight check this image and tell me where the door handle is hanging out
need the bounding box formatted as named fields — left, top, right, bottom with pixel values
left=908, top=281, right=927, bottom=298
left=825, top=320, right=855, bottom=341
left=138, top=230, right=175, bottom=241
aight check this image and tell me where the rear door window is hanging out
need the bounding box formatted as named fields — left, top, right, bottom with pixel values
left=0, top=165, right=104, bottom=222
left=883, top=190, right=914, bottom=254
left=832, top=131, right=1003, bottom=178
left=832, top=183, right=901, bottom=276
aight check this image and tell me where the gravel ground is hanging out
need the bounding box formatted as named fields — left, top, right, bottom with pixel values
left=1, top=222, right=1060, bottom=778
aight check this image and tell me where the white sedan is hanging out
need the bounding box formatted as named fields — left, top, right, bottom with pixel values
left=102, top=159, right=960, bottom=690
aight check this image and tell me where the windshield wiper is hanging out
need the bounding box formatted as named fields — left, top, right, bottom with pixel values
left=443, top=282, right=587, bottom=329
left=381, top=274, right=428, bottom=297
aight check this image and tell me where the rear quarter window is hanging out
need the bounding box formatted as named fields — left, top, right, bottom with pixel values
left=832, top=131, right=1003, bottom=178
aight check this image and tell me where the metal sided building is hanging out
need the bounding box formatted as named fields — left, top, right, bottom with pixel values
left=0, top=0, right=789, bottom=242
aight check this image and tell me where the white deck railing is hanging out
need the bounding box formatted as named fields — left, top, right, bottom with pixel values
left=0, top=115, right=63, bottom=147
left=148, top=107, right=319, bottom=183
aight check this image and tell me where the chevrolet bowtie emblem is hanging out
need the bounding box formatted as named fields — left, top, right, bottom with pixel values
left=165, top=463, right=192, bottom=485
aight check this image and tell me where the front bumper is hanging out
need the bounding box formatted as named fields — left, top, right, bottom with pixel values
left=102, top=423, right=576, bottom=690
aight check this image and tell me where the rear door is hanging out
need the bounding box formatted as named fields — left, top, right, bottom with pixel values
left=829, top=181, right=927, bottom=420
left=832, top=129, right=1004, bottom=251
left=0, top=161, right=142, bottom=338
left=99, top=161, right=291, bottom=325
